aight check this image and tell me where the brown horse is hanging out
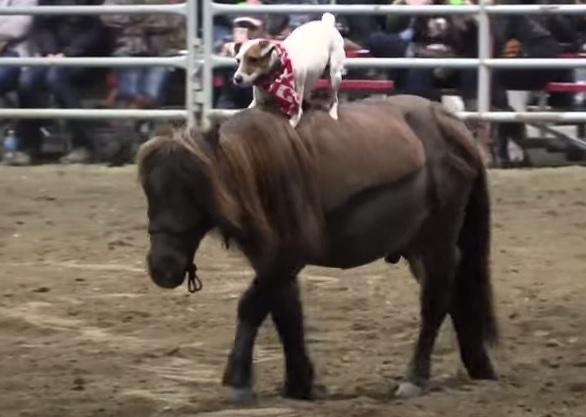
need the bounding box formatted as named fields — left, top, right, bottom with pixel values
left=137, top=95, right=498, bottom=402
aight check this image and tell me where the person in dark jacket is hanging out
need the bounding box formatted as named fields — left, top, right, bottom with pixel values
left=16, top=0, right=109, bottom=165
left=0, top=0, right=36, bottom=96
left=0, top=0, right=36, bottom=166
left=102, top=0, right=185, bottom=109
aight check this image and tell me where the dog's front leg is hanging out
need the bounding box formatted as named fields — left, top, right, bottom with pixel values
left=289, top=110, right=302, bottom=128
left=289, top=84, right=305, bottom=128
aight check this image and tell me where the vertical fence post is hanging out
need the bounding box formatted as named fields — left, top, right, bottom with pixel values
left=477, top=0, right=493, bottom=164
left=477, top=0, right=491, bottom=115
left=202, top=0, right=214, bottom=128
left=185, top=0, right=197, bottom=128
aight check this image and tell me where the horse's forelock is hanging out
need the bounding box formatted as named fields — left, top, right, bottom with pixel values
left=137, top=134, right=176, bottom=185
left=137, top=127, right=214, bottom=183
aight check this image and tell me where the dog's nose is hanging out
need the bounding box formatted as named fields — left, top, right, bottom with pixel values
left=233, top=74, right=243, bottom=85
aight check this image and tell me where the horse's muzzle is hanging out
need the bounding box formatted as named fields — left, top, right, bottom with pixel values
left=147, top=252, right=188, bottom=289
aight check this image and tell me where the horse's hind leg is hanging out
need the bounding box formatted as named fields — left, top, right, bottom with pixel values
left=396, top=244, right=459, bottom=398
left=222, top=279, right=271, bottom=404
left=270, top=277, right=316, bottom=400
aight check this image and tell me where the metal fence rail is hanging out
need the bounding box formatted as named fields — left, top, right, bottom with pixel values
left=0, top=1, right=198, bottom=126
left=212, top=56, right=586, bottom=70
left=208, top=109, right=586, bottom=123
left=0, top=4, right=186, bottom=15
left=0, top=109, right=188, bottom=120
left=0, top=56, right=188, bottom=68
left=211, top=3, right=586, bottom=15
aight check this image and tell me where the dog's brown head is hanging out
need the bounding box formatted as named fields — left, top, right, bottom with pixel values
left=233, top=39, right=277, bottom=87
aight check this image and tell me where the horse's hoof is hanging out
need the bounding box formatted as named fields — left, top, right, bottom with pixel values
left=228, top=387, right=256, bottom=405
left=282, top=383, right=323, bottom=401
left=394, top=382, right=425, bottom=398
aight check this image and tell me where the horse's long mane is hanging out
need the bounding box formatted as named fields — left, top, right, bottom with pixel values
left=137, top=109, right=325, bottom=257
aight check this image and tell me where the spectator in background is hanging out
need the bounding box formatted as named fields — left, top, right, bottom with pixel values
left=14, top=0, right=109, bottom=165
left=533, top=0, right=586, bottom=53
left=0, top=0, right=37, bottom=166
left=214, top=0, right=241, bottom=52
left=261, top=0, right=328, bottom=39
left=215, top=14, right=267, bottom=109
left=334, top=0, right=388, bottom=45
left=0, top=0, right=36, bottom=97
left=101, top=0, right=185, bottom=109
left=527, top=0, right=585, bottom=107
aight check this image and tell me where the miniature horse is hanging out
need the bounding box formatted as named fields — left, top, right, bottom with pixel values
left=137, top=95, right=499, bottom=402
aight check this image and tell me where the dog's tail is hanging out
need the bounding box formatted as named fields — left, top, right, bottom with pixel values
left=321, top=12, right=336, bottom=26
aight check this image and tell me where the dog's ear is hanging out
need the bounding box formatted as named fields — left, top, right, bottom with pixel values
left=258, top=40, right=275, bottom=57
left=233, top=42, right=243, bottom=56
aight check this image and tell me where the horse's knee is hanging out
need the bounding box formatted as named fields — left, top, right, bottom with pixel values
left=237, top=282, right=270, bottom=325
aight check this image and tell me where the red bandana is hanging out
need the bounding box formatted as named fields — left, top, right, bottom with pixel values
left=258, top=43, right=301, bottom=118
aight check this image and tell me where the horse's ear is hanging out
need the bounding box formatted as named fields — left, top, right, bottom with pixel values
left=258, top=39, right=275, bottom=57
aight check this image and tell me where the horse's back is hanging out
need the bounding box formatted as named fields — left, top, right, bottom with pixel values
left=296, top=98, right=428, bottom=211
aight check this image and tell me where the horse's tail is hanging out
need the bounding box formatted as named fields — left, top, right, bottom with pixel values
left=431, top=103, right=498, bottom=346
left=455, top=153, right=499, bottom=346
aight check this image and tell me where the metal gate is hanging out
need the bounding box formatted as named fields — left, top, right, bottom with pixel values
left=0, top=2, right=199, bottom=126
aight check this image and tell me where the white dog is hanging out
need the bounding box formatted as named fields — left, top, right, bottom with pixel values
left=232, top=13, right=346, bottom=128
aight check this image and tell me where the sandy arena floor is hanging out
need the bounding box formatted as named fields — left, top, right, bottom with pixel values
left=0, top=165, right=585, bottom=417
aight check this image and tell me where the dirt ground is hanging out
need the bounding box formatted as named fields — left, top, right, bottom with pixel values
left=0, top=165, right=585, bottom=417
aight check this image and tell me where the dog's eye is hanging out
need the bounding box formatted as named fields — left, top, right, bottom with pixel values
left=248, top=57, right=259, bottom=64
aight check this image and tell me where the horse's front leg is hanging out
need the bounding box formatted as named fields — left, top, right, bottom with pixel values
left=270, top=277, right=316, bottom=400
left=222, top=279, right=270, bottom=404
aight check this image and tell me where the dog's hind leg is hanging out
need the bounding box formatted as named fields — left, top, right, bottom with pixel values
left=328, top=50, right=344, bottom=120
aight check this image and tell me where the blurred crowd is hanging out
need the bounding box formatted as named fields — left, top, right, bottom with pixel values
left=1, top=0, right=586, bottom=166
left=0, top=0, right=185, bottom=166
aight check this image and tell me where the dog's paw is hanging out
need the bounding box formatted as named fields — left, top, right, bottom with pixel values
left=289, top=115, right=302, bottom=128
left=328, top=103, right=339, bottom=120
